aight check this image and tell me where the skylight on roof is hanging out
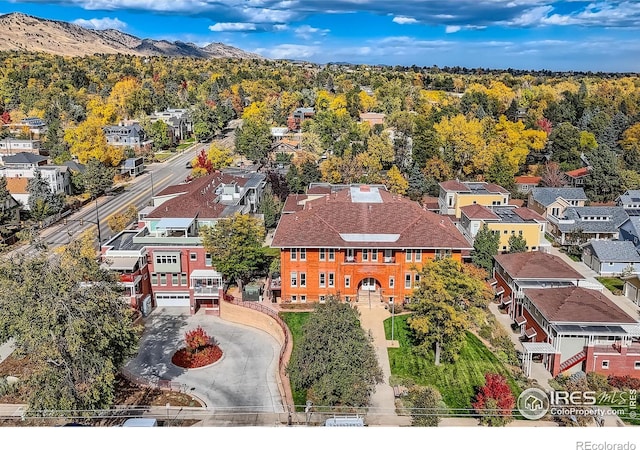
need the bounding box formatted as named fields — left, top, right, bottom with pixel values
left=340, top=233, right=400, bottom=242
left=350, top=186, right=382, bottom=203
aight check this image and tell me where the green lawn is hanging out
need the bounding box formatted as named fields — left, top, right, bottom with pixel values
left=596, top=277, right=625, bottom=294
left=279, top=312, right=311, bottom=410
left=153, top=152, right=174, bottom=162
left=176, top=139, right=196, bottom=150
left=384, top=315, right=521, bottom=414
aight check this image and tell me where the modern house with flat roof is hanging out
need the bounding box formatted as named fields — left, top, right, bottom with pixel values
left=458, top=204, right=549, bottom=253
left=438, top=180, right=510, bottom=218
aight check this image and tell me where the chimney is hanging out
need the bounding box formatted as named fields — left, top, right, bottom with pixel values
left=368, top=205, right=372, bottom=212
left=360, top=185, right=370, bottom=192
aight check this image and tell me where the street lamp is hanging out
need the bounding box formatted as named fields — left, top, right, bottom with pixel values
left=390, top=298, right=395, bottom=341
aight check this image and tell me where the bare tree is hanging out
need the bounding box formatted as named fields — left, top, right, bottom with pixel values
left=541, top=161, right=567, bottom=187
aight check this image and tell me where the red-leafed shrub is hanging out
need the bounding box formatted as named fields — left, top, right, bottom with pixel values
left=224, top=293, right=235, bottom=302
left=608, top=375, right=640, bottom=391
left=172, top=326, right=223, bottom=369
left=185, top=326, right=210, bottom=353
left=472, top=373, right=515, bottom=427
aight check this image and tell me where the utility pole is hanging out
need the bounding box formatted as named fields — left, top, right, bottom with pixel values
left=390, top=298, right=395, bottom=341
left=95, top=197, right=102, bottom=245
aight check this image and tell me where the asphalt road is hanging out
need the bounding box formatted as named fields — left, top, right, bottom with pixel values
left=6, top=142, right=208, bottom=256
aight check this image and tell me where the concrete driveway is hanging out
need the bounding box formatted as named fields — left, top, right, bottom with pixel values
left=124, top=307, right=284, bottom=413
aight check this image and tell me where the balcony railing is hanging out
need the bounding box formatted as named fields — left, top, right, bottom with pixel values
left=345, top=256, right=355, bottom=263
left=383, top=256, right=395, bottom=263
left=193, top=286, right=221, bottom=297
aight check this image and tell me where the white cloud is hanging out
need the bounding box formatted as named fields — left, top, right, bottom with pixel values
left=294, top=24, right=330, bottom=39
left=273, top=24, right=289, bottom=31
left=392, top=16, right=418, bottom=25
left=209, top=22, right=257, bottom=32
left=73, top=17, right=127, bottom=30
left=445, top=25, right=461, bottom=33
left=258, top=44, right=320, bottom=59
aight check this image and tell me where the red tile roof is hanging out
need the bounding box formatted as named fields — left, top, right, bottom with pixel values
left=513, top=207, right=545, bottom=221
left=272, top=187, right=472, bottom=249
left=485, top=183, right=510, bottom=194
left=524, top=286, right=636, bottom=323
left=439, top=180, right=470, bottom=192
left=565, top=167, right=589, bottom=178
left=421, top=195, right=439, bottom=210
left=494, top=252, right=585, bottom=280
left=146, top=172, right=249, bottom=220
left=282, top=194, right=308, bottom=213
left=306, top=185, right=332, bottom=195
left=515, top=176, right=542, bottom=184
left=460, top=204, right=499, bottom=220
left=509, top=199, right=525, bottom=207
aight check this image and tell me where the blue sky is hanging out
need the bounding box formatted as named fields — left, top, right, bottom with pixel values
left=2, top=1, right=640, bottom=72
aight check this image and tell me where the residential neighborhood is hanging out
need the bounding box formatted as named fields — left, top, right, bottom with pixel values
left=1, top=25, right=640, bottom=436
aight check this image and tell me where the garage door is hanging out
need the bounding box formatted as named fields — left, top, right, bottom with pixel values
left=155, top=293, right=191, bottom=307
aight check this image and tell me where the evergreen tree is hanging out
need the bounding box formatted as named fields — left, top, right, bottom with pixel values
left=507, top=234, right=527, bottom=253
left=407, top=165, right=428, bottom=201
left=286, top=164, right=304, bottom=194
left=472, top=224, right=500, bottom=272
left=27, top=170, right=63, bottom=220
left=584, top=146, right=623, bottom=203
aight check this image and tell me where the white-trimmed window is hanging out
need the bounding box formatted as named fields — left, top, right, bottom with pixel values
left=389, top=276, right=395, bottom=288
left=328, top=272, right=335, bottom=287
left=300, top=273, right=306, bottom=287
left=328, top=248, right=335, bottom=261
left=300, top=295, right=306, bottom=303
left=181, top=272, right=187, bottom=286
left=345, top=276, right=351, bottom=288
left=635, top=361, right=640, bottom=370
left=415, top=274, right=421, bottom=284
left=291, top=295, right=297, bottom=303
left=290, top=271, right=297, bottom=287
left=346, top=249, right=355, bottom=262
left=371, top=249, right=378, bottom=261
left=319, top=248, right=326, bottom=261
left=160, top=273, right=167, bottom=286
left=291, top=249, right=297, bottom=261
left=151, top=273, right=158, bottom=285
left=602, top=360, right=610, bottom=369
left=190, top=252, right=197, bottom=261
left=171, top=273, right=179, bottom=286
left=300, top=248, right=306, bottom=261
left=405, top=273, right=411, bottom=289
left=205, top=253, right=212, bottom=266
left=406, top=250, right=412, bottom=262
left=319, top=295, right=326, bottom=303
left=415, top=249, right=422, bottom=262
left=362, top=249, right=369, bottom=261
left=320, top=273, right=326, bottom=288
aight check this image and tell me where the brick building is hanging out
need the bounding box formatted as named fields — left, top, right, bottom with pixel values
left=271, top=185, right=472, bottom=304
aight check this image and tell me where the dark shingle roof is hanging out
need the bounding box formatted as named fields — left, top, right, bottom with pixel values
left=585, top=240, right=640, bottom=263
left=556, top=207, right=629, bottom=233
left=530, top=187, right=588, bottom=206
left=2, top=153, right=47, bottom=165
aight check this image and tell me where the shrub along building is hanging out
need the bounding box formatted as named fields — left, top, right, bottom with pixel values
left=492, top=252, right=640, bottom=378
left=100, top=170, right=266, bottom=315
left=271, top=184, right=472, bottom=304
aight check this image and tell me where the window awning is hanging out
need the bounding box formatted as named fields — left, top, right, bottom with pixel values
left=525, top=328, right=537, bottom=339
left=515, top=315, right=527, bottom=326
left=494, top=286, right=505, bottom=296
left=501, top=297, right=512, bottom=305
left=488, top=278, right=497, bottom=286
left=101, top=257, right=138, bottom=271
left=190, top=269, right=223, bottom=279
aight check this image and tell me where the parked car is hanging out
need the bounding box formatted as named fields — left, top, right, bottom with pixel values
left=186, top=161, right=193, bottom=169
left=121, top=418, right=158, bottom=427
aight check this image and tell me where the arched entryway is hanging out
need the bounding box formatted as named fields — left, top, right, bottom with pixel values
left=357, top=277, right=382, bottom=304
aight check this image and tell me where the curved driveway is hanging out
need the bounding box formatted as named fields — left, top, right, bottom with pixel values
left=124, top=307, right=284, bottom=413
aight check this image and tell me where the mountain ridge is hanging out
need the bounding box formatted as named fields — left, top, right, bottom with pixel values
left=0, top=12, right=264, bottom=59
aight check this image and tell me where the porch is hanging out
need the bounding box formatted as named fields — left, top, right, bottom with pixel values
left=190, top=269, right=223, bottom=315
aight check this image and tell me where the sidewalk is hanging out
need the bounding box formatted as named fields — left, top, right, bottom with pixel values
left=0, top=339, right=14, bottom=364
left=356, top=301, right=411, bottom=426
